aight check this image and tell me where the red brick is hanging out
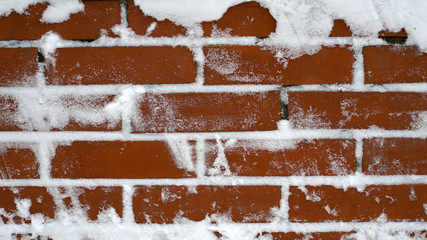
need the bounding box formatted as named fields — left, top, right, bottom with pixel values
left=0, top=95, right=120, bottom=131
left=53, top=95, right=121, bottom=131
left=0, top=1, right=120, bottom=40
left=205, top=139, right=355, bottom=176
left=67, top=187, right=122, bottom=221
left=0, top=96, right=20, bottom=131
left=0, top=48, right=38, bottom=87
left=46, top=47, right=196, bottom=85
left=132, top=92, right=281, bottom=133
left=133, top=185, right=281, bottom=223
left=0, top=144, right=39, bottom=179
left=51, top=141, right=196, bottom=178
left=329, top=20, right=352, bottom=37
left=202, top=2, right=276, bottom=37
left=204, top=46, right=353, bottom=85
left=11, top=234, right=52, bottom=240
left=259, top=232, right=353, bottom=240
left=363, top=138, right=427, bottom=175
left=289, top=185, right=427, bottom=222
left=379, top=29, right=407, bottom=37
left=127, top=0, right=186, bottom=37
left=364, top=46, right=427, bottom=84
left=289, top=92, right=427, bottom=129
left=0, top=187, right=55, bottom=224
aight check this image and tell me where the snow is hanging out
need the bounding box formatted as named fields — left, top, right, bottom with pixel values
left=0, top=0, right=427, bottom=239
left=0, top=0, right=84, bottom=23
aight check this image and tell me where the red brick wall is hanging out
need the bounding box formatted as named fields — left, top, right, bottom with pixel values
left=0, top=1, right=426, bottom=239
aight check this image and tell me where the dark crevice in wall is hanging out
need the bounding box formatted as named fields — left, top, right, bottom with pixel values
left=37, top=50, right=45, bottom=63
left=280, top=101, right=288, bottom=120
left=71, top=39, right=97, bottom=42
left=380, top=36, right=407, bottom=44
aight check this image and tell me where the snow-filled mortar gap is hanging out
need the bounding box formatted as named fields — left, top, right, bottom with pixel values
left=280, top=184, right=290, bottom=223
left=193, top=46, right=205, bottom=85
left=352, top=44, right=365, bottom=89
left=120, top=0, right=129, bottom=28
left=196, top=138, right=206, bottom=178
left=122, top=184, right=135, bottom=223
left=355, top=137, right=363, bottom=174
left=37, top=140, right=52, bottom=181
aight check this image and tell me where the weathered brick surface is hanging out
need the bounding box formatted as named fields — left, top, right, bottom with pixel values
left=364, top=46, right=427, bottom=83
left=0, top=96, right=20, bottom=131
left=289, top=185, right=427, bottom=222
left=289, top=92, right=427, bottom=129
left=51, top=141, right=195, bottom=178
left=0, top=1, right=120, bottom=40
left=132, top=92, right=281, bottom=133
left=133, top=185, right=281, bottom=223
left=0, top=145, right=39, bottom=179
left=204, top=46, right=353, bottom=85
left=74, top=186, right=123, bottom=221
left=205, top=139, right=356, bottom=176
left=0, top=48, right=38, bottom=87
left=0, top=186, right=122, bottom=224
left=0, top=95, right=120, bottom=131
left=46, top=47, right=197, bottom=85
left=363, top=138, right=427, bottom=175
left=0, top=0, right=426, bottom=237
left=202, top=2, right=276, bottom=37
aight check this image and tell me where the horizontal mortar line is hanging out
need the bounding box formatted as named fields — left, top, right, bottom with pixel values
left=283, top=83, right=427, bottom=92
left=0, top=129, right=426, bottom=142
left=0, top=175, right=426, bottom=187
left=0, top=84, right=281, bottom=95
left=0, top=222, right=425, bottom=234
left=0, top=37, right=389, bottom=48
left=1, top=83, right=427, bottom=95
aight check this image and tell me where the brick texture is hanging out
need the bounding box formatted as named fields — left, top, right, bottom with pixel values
left=289, top=92, right=427, bottom=129
left=132, top=92, right=281, bottom=133
left=289, top=185, right=427, bottom=222
left=0, top=187, right=55, bottom=224
left=0, top=1, right=120, bottom=40
left=364, top=46, right=427, bottom=84
left=64, top=186, right=123, bottom=221
left=0, top=95, right=120, bottom=131
left=202, top=2, right=276, bottom=37
left=0, top=96, right=20, bottom=131
left=0, top=48, right=38, bottom=87
left=46, top=47, right=197, bottom=85
left=0, top=145, right=39, bottom=179
left=127, top=0, right=186, bottom=37
left=204, top=46, right=353, bottom=85
left=133, top=185, right=281, bottom=223
left=51, top=141, right=196, bottom=178
left=205, top=139, right=356, bottom=176
left=329, top=20, right=352, bottom=37
left=363, top=138, right=427, bottom=175
left=0, top=0, right=426, bottom=237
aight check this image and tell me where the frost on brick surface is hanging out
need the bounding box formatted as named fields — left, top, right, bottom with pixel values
left=11, top=91, right=121, bottom=131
